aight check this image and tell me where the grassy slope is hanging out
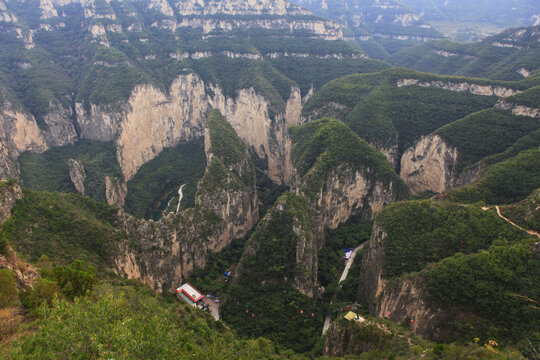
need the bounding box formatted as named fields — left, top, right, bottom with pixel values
left=124, top=141, right=206, bottom=219
left=303, top=68, right=499, bottom=153
left=0, top=190, right=123, bottom=272
left=18, top=141, right=122, bottom=204
left=375, top=199, right=538, bottom=344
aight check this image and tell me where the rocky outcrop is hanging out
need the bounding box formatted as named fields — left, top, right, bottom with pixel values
left=359, top=224, right=453, bottom=341
left=495, top=99, right=540, bottom=118
left=311, top=166, right=401, bottom=228
left=400, top=135, right=459, bottom=194
left=105, top=176, right=127, bottom=208
left=113, top=111, right=259, bottom=292
left=0, top=181, right=23, bottom=224
left=0, top=252, right=38, bottom=291
left=68, top=159, right=86, bottom=195
left=111, top=73, right=302, bottom=185
left=41, top=103, right=78, bottom=147
left=397, top=79, right=520, bottom=98
left=0, top=103, right=48, bottom=180
left=115, top=74, right=207, bottom=181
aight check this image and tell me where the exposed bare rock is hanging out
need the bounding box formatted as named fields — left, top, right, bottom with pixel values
left=41, top=102, right=78, bottom=147
left=0, top=101, right=48, bottom=180
left=400, top=135, right=458, bottom=194
left=495, top=99, right=540, bottom=118
left=68, top=159, right=86, bottom=195
left=359, top=224, right=454, bottom=341
left=105, top=176, right=127, bottom=208
left=113, top=112, right=258, bottom=292
left=0, top=181, right=22, bottom=224
left=0, top=252, right=38, bottom=291
left=397, top=79, right=520, bottom=98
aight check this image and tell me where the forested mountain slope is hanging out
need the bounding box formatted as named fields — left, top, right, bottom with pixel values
left=389, top=26, right=540, bottom=81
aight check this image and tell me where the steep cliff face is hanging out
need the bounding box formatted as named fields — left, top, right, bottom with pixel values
left=495, top=99, right=540, bottom=118
left=68, top=158, right=86, bottom=195
left=359, top=224, right=453, bottom=340
left=0, top=181, right=23, bottom=224
left=306, top=166, right=401, bottom=228
left=236, top=119, right=409, bottom=298
left=400, top=135, right=459, bottom=194
left=113, top=110, right=258, bottom=292
left=0, top=102, right=48, bottom=180
left=106, top=73, right=303, bottom=185
left=397, top=79, right=520, bottom=98
left=105, top=176, right=127, bottom=208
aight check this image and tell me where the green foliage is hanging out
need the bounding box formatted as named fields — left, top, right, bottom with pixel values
left=303, top=69, right=499, bottom=156
left=500, top=189, right=540, bottom=232
left=0, top=269, right=18, bottom=309
left=77, top=63, right=152, bottom=111
left=222, top=193, right=323, bottom=353
left=52, top=260, right=98, bottom=300
left=289, top=118, right=409, bottom=199
left=192, top=59, right=294, bottom=118
left=7, top=282, right=308, bottom=359
left=378, top=200, right=528, bottom=278
left=507, top=85, right=540, bottom=108
left=388, top=26, right=540, bottom=82
left=207, top=110, right=247, bottom=167
left=436, top=108, right=538, bottom=171
left=318, top=217, right=372, bottom=288
left=18, top=140, right=122, bottom=203
left=124, top=141, right=206, bottom=219
left=449, top=149, right=540, bottom=204
left=0, top=190, right=123, bottom=272
left=19, top=277, right=62, bottom=312
left=424, top=242, right=540, bottom=343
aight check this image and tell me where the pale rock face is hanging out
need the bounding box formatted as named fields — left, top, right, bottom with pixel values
left=495, top=100, right=540, bottom=118
left=397, top=79, right=520, bottom=98
left=39, top=0, right=59, bottom=18
left=114, top=73, right=301, bottom=185
left=41, top=103, right=78, bottom=147
left=68, top=159, right=86, bottom=195
left=312, top=166, right=400, bottom=229
left=400, top=134, right=458, bottom=194
left=105, top=176, right=127, bottom=207
left=517, top=68, right=531, bottom=78
left=360, top=224, right=454, bottom=341
left=0, top=104, right=47, bottom=180
left=147, top=0, right=174, bottom=16
left=116, top=74, right=208, bottom=181
left=0, top=0, right=17, bottom=22
left=174, top=0, right=308, bottom=16
left=76, top=103, right=123, bottom=141
left=0, top=181, right=23, bottom=224
left=393, top=13, right=420, bottom=26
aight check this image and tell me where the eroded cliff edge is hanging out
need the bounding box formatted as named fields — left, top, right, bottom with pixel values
left=114, top=110, right=259, bottom=292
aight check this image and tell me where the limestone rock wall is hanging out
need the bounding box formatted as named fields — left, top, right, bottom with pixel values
left=359, top=224, right=455, bottom=341
left=400, top=134, right=459, bottom=194
left=0, top=102, right=48, bottom=180
left=68, top=158, right=86, bottom=195
left=312, top=166, right=401, bottom=228
left=105, top=176, right=127, bottom=208
left=0, top=181, right=23, bottom=224
left=397, top=79, right=520, bottom=98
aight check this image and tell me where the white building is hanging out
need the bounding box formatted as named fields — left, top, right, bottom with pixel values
left=175, top=283, right=204, bottom=306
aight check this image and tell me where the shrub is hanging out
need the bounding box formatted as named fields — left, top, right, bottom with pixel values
left=0, top=269, right=18, bottom=309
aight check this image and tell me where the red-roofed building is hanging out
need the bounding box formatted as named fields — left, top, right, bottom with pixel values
left=175, top=283, right=204, bottom=306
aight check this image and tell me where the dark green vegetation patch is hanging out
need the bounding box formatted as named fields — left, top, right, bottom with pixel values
left=125, top=140, right=206, bottom=219
left=19, top=141, right=122, bottom=204
left=0, top=190, right=123, bottom=272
